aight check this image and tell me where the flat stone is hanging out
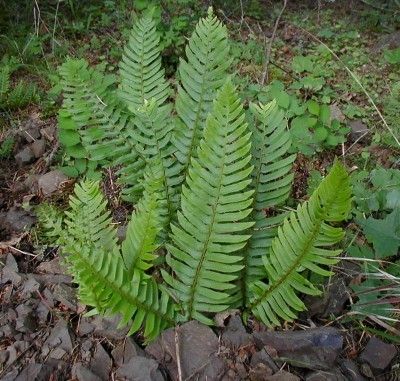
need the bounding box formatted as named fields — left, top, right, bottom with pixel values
left=15, top=303, right=37, bottom=332
left=92, top=315, right=129, bottom=340
left=43, top=319, right=73, bottom=354
left=253, top=327, right=343, bottom=370
left=1, top=207, right=36, bottom=233
left=53, top=283, right=78, bottom=311
left=37, top=257, right=64, bottom=274
left=78, top=319, right=95, bottom=337
left=15, top=363, right=43, bottom=381
left=146, top=320, right=226, bottom=380
left=249, top=363, right=274, bottom=380
left=90, top=342, right=112, bottom=380
left=330, top=104, right=345, bottom=122
left=307, top=278, right=349, bottom=317
left=250, top=348, right=279, bottom=373
left=30, top=138, right=46, bottom=158
left=15, top=146, right=35, bottom=167
left=20, top=275, right=40, bottom=297
left=73, top=363, right=102, bottom=381
left=266, top=370, right=300, bottom=381
left=221, top=315, right=254, bottom=348
left=38, top=170, right=69, bottom=196
left=373, top=30, right=400, bottom=52
left=349, top=120, right=369, bottom=141
left=360, top=337, right=397, bottom=370
left=0, top=265, right=22, bottom=286
left=18, top=116, right=42, bottom=142
left=305, top=369, right=346, bottom=381
left=116, top=357, right=165, bottom=381
left=112, top=337, right=145, bottom=366
left=40, top=125, right=57, bottom=142
left=340, top=359, right=367, bottom=381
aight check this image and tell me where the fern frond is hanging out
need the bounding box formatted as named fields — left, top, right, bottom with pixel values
left=121, top=99, right=181, bottom=214
left=119, top=12, right=170, bottom=111
left=60, top=180, right=175, bottom=342
left=0, top=65, right=11, bottom=108
left=249, top=161, right=352, bottom=326
left=241, top=100, right=296, bottom=304
left=163, top=81, right=254, bottom=325
left=121, top=161, right=166, bottom=275
left=174, top=8, right=231, bottom=181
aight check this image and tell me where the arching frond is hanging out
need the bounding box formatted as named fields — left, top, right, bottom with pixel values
left=241, top=100, right=296, bottom=305
left=249, top=161, right=352, bottom=326
left=119, top=12, right=170, bottom=111
left=163, top=81, right=254, bottom=325
left=56, top=181, right=175, bottom=342
left=174, top=8, right=231, bottom=182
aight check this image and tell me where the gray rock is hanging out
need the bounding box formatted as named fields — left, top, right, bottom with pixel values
left=80, top=338, right=95, bottom=362
left=18, top=116, right=42, bottom=142
left=0, top=265, right=22, bottom=286
left=0, top=350, right=9, bottom=364
left=112, top=337, right=145, bottom=366
left=33, top=273, right=72, bottom=285
left=90, top=342, right=112, bottom=380
left=330, top=104, right=345, bottom=122
left=116, top=357, right=164, bottom=381
left=253, top=327, right=343, bottom=370
left=307, top=278, right=349, bottom=317
left=5, top=253, right=18, bottom=272
left=349, top=120, right=369, bottom=141
left=359, top=337, right=397, bottom=370
left=15, top=146, right=35, bottom=167
left=20, top=275, right=40, bottom=297
left=249, top=363, right=274, bottom=381
left=30, top=138, right=46, bottom=158
left=340, top=359, right=367, bottom=381
left=15, top=303, right=37, bottom=332
left=73, top=363, right=102, bottom=381
left=1, top=207, right=36, bottom=233
left=43, top=319, right=73, bottom=354
left=305, top=369, right=346, bottom=381
left=266, top=370, right=300, bottom=381
left=78, top=319, right=95, bottom=337
left=221, top=315, right=254, bottom=348
left=40, top=125, right=57, bottom=142
left=250, top=348, right=279, bottom=373
left=38, top=170, right=69, bottom=196
left=52, top=283, right=77, bottom=311
left=1, top=370, right=19, bottom=381
left=92, top=315, right=129, bottom=340
left=36, top=257, right=64, bottom=274
left=146, top=320, right=226, bottom=380
left=373, top=30, right=400, bottom=52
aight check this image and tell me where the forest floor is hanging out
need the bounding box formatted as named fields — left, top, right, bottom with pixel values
left=0, top=1, right=399, bottom=380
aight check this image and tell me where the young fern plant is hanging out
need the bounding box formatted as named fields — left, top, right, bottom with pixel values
left=47, top=8, right=353, bottom=341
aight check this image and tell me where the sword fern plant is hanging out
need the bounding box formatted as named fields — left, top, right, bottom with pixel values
left=44, top=8, right=352, bottom=341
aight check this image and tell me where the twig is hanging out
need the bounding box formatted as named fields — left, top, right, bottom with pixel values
left=174, top=327, right=183, bottom=381
left=260, top=0, right=288, bottom=85
left=239, top=0, right=244, bottom=29
left=291, top=23, right=400, bottom=149
left=8, top=246, right=37, bottom=258
left=51, top=0, right=61, bottom=53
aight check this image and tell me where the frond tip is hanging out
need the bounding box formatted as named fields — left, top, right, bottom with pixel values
left=249, top=160, right=352, bottom=326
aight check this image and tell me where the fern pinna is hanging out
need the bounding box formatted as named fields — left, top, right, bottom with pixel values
left=46, top=8, right=353, bottom=341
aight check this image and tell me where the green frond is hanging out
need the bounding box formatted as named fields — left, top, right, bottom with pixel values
left=173, top=10, right=231, bottom=180
left=163, top=81, right=254, bottom=325
left=121, top=162, right=166, bottom=275
left=241, top=100, right=296, bottom=304
left=119, top=98, right=181, bottom=212
left=59, top=58, right=147, bottom=194
left=249, top=160, right=352, bottom=326
left=59, top=180, right=175, bottom=342
left=119, top=13, right=170, bottom=111
left=0, top=65, right=11, bottom=104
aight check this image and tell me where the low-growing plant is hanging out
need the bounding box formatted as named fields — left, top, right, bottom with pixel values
left=41, top=9, right=353, bottom=341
